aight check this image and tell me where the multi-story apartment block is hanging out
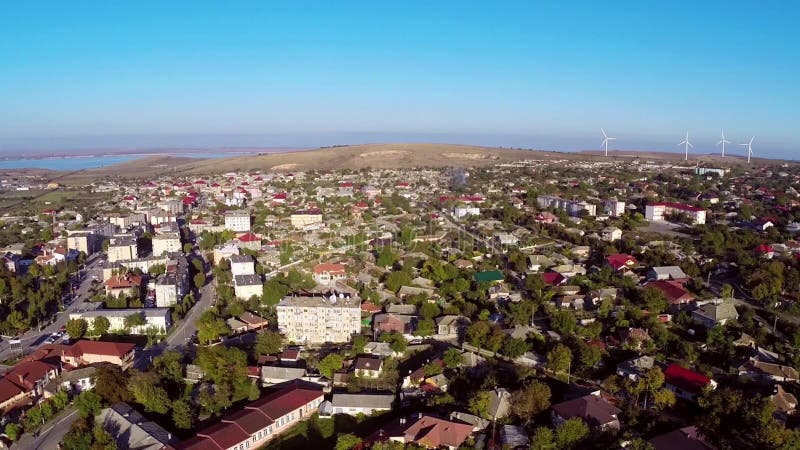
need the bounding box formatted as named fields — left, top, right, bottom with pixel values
left=152, top=232, right=181, bottom=256
left=603, top=199, right=627, bottom=217
left=69, top=308, right=172, bottom=335
left=537, top=195, right=597, bottom=217
left=276, top=294, right=361, bottom=344
left=67, top=230, right=97, bottom=255
left=230, top=254, right=256, bottom=277
left=234, top=274, right=263, bottom=300
left=290, top=210, right=323, bottom=228
left=225, top=210, right=251, bottom=232
left=107, top=235, right=138, bottom=263
left=154, top=272, right=187, bottom=307
left=645, top=202, right=706, bottom=225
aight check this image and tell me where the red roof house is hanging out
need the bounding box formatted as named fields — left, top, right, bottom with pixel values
left=664, top=364, right=716, bottom=401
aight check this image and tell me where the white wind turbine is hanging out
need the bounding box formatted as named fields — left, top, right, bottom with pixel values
left=717, top=130, right=731, bottom=157
left=677, top=131, right=693, bottom=161
left=740, top=136, right=755, bottom=163
left=601, top=129, right=616, bottom=157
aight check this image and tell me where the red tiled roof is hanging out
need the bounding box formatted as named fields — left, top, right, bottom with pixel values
left=198, top=421, right=250, bottom=450
left=361, top=302, right=382, bottom=313
left=104, top=274, right=143, bottom=289
left=224, top=408, right=274, bottom=434
left=645, top=280, right=694, bottom=304
left=176, top=436, right=224, bottom=450
left=64, top=340, right=135, bottom=358
left=541, top=272, right=565, bottom=286
left=664, top=364, right=711, bottom=394
left=403, top=415, right=473, bottom=448
left=237, top=232, right=260, bottom=242
left=605, top=254, right=637, bottom=270
left=755, top=244, right=774, bottom=253
left=246, top=382, right=322, bottom=420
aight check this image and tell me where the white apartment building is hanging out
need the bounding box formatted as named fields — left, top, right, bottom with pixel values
left=230, top=254, right=256, bottom=276
left=67, top=231, right=96, bottom=255
left=276, top=294, right=361, bottom=344
left=69, top=308, right=172, bottom=334
left=152, top=232, right=181, bottom=256
left=453, top=206, right=480, bottom=219
left=225, top=210, right=251, bottom=232
left=107, top=236, right=138, bottom=263
left=290, top=210, right=323, bottom=228
left=603, top=200, right=626, bottom=217
left=645, top=202, right=706, bottom=225
left=537, top=195, right=597, bottom=217
left=154, top=273, right=186, bottom=307
left=234, top=274, right=263, bottom=300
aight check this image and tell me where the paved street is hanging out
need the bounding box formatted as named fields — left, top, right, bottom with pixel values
left=0, top=255, right=105, bottom=362
left=12, top=407, right=78, bottom=450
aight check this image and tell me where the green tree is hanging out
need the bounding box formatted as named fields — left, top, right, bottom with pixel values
left=335, top=433, right=363, bottom=450
left=128, top=371, right=170, bottom=414
left=94, top=366, right=133, bottom=404
left=123, top=312, right=146, bottom=329
left=197, top=310, right=230, bottom=344
left=531, top=427, right=555, bottom=450
left=193, top=272, right=206, bottom=289
left=75, top=390, right=103, bottom=418
left=351, top=335, right=368, bottom=356
left=92, top=315, right=111, bottom=336
left=546, top=344, right=572, bottom=376
left=254, top=330, right=283, bottom=356
left=501, top=337, right=529, bottom=358
left=379, top=332, right=407, bottom=353
left=4, top=423, right=20, bottom=441
left=555, top=418, right=589, bottom=450
left=153, top=350, right=184, bottom=384
left=66, top=318, right=88, bottom=340
left=419, top=302, right=441, bottom=320
left=511, top=380, right=551, bottom=419
left=468, top=391, right=492, bottom=419
left=172, top=398, right=195, bottom=430
left=442, top=348, right=464, bottom=369
left=318, top=353, right=344, bottom=379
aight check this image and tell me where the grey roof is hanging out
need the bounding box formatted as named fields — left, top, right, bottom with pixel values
left=234, top=274, right=262, bottom=286
left=385, top=304, right=418, bottom=315
left=99, top=403, right=175, bottom=450
left=449, top=412, right=490, bottom=431
left=501, top=425, right=530, bottom=448
left=488, top=388, right=512, bottom=419
left=617, top=356, right=655, bottom=377
left=229, top=254, right=253, bottom=264
left=649, top=266, right=688, bottom=279
left=260, top=366, right=306, bottom=381
left=60, top=366, right=97, bottom=384
left=693, top=301, right=739, bottom=322
left=332, top=393, right=394, bottom=409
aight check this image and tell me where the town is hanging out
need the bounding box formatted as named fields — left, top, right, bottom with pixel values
left=0, top=155, right=798, bottom=450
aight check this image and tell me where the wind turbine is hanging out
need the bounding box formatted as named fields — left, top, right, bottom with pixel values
left=601, top=129, right=616, bottom=157
left=677, top=131, right=693, bottom=161
left=717, top=130, right=731, bottom=157
left=740, top=136, right=755, bottom=163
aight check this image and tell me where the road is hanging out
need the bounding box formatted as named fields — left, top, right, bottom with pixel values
left=12, top=407, right=78, bottom=450
left=134, top=272, right=215, bottom=370
left=0, top=255, right=105, bottom=362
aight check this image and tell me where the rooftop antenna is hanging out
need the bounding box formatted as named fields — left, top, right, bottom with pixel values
left=601, top=129, right=616, bottom=157
left=677, top=132, right=693, bottom=161
left=740, top=136, right=755, bottom=164
left=717, top=130, right=731, bottom=157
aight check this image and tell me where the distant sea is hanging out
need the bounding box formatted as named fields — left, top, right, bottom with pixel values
left=0, top=151, right=262, bottom=171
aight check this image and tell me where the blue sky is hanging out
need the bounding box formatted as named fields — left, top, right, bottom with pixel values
left=0, top=1, right=797, bottom=158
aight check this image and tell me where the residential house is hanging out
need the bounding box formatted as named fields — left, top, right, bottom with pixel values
left=373, top=313, right=418, bottom=336
left=234, top=274, right=263, bottom=300
left=645, top=280, right=695, bottom=306
left=646, top=266, right=688, bottom=281
left=57, top=366, right=97, bottom=394
left=104, top=273, right=143, bottom=298
left=771, top=385, right=798, bottom=424
left=354, top=356, right=383, bottom=378
left=650, top=426, right=715, bottom=450
left=402, top=415, right=474, bottom=450
left=738, top=360, right=800, bottom=383
left=528, top=255, right=555, bottom=272
left=616, top=356, right=655, bottom=381
left=0, top=360, right=59, bottom=413
left=601, top=226, right=622, bottom=242
left=99, top=403, right=177, bottom=450
left=435, top=315, right=471, bottom=338
left=260, top=367, right=307, bottom=385
left=691, top=301, right=739, bottom=328
left=230, top=254, right=256, bottom=276
left=488, top=388, right=512, bottom=420
left=330, top=393, right=393, bottom=416
left=605, top=254, right=637, bottom=272
left=60, top=340, right=136, bottom=370
left=551, top=393, right=621, bottom=430
left=664, top=364, right=717, bottom=401
left=313, top=263, right=347, bottom=286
